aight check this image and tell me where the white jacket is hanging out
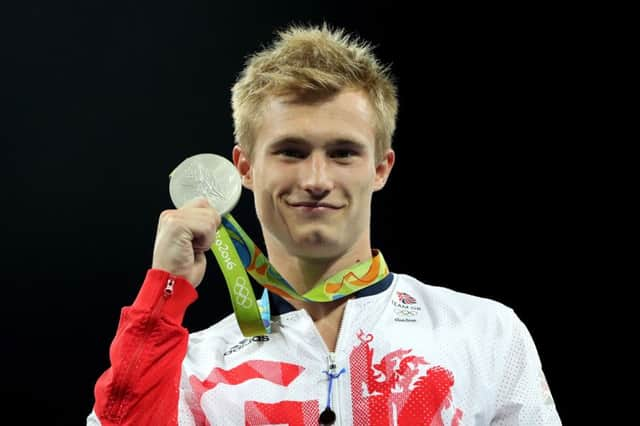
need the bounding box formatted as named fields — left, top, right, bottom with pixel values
left=88, top=270, right=561, bottom=425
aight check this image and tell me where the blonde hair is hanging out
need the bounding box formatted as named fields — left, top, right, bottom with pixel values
left=231, top=24, right=398, bottom=163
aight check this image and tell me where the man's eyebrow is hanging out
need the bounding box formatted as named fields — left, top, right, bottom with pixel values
left=268, top=137, right=367, bottom=150
left=268, top=137, right=309, bottom=148
left=327, top=139, right=367, bottom=150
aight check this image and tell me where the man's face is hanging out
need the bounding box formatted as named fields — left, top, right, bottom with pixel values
left=235, top=89, right=394, bottom=260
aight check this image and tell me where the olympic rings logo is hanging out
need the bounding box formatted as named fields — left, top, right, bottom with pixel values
left=233, top=277, right=252, bottom=309
left=394, top=308, right=418, bottom=317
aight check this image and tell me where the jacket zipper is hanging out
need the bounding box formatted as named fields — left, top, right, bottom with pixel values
left=327, top=353, right=342, bottom=424
left=321, top=351, right=338, bottom=425
left=107, top=277, right=175, bottom=422
left=323, top=301, right=350, bottom=425
left=331, top=301, right=351, bottom=424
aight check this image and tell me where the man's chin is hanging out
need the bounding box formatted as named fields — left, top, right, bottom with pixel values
left=287, top=234, right=342, bottom=259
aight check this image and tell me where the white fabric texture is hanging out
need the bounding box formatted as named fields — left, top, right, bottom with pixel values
left=178, top=273, right=561, bottom=425
left=88, top=273, right=561, bottom=425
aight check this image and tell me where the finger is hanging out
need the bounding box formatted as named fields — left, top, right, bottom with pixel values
left=181, top=212, right=220, bottom=252
left=180, top=197, right=221, bottom=224
left=182, top=196, right=211, bottom=209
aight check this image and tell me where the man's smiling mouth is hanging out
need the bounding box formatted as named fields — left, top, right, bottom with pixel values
left=286, top=201, right=344, bottom=212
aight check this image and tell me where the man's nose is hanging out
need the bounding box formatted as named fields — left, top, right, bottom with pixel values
left=300, top=153, right=333, bottom=197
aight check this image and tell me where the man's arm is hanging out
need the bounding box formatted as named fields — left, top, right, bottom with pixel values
left=88, top=197, right=220, bottom=425
left=89, top=269, right=197, bottom=425
left=491, top=310, right=562, bottom=425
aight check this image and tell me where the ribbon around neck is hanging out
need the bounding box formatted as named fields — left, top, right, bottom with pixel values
left=211, top=214, right=389, bottom=336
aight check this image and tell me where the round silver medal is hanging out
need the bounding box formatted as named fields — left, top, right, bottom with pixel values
left=169, top=153, right=242, bottom=215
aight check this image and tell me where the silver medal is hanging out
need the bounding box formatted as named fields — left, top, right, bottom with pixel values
left=169, top=153, right=242, bottom=215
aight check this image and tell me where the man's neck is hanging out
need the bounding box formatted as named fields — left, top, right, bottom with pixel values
left=264, top=237, right=372, bottom=316
left=266, top=244, right=372, bottom=296
left=264, top=238, right=372, bottom=351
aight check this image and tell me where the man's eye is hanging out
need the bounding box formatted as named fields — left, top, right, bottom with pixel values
left=330, top=149, right=356, bottom=159
left=277, top=149, right=306, bottom=158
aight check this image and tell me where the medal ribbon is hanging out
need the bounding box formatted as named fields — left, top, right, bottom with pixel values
left=211, top=214, right=389, bottom=336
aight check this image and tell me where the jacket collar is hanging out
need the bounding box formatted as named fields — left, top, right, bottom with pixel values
left=268, top=273, right=395, bottom=316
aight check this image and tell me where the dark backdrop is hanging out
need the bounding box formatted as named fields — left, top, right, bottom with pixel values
left=3, top=1, right=576, bottom=424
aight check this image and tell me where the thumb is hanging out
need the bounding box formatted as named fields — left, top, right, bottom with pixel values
left=182, top=196, right=211, bottom=209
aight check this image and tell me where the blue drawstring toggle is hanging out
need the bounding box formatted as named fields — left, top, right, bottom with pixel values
left=319, top=367, right=346, bottom=425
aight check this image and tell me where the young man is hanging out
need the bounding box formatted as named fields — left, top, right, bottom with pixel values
left=88, top=25, right=561, bottom=425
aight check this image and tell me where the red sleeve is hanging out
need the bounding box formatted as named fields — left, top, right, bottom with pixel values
left=92, top=269, right=198, bottom=426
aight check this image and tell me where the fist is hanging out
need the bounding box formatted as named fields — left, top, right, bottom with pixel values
left=152, top=197, right=221, bottom=287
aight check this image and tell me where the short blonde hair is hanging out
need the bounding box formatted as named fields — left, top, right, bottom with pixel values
left=231, top=24, right=398, bottom=163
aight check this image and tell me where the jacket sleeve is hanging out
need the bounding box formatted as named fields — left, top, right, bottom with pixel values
left=88, top=269, right=198, bottom=426
left=491, top=309, right=562, bottom=425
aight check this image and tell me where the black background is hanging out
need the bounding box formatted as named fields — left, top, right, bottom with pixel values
left=3, top=1, right=580, bottom=424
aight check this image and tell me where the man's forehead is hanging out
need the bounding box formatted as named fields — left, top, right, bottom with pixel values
left=262, top=88, right=372, bottom=109
left=247, top=89, right=377, bottom=157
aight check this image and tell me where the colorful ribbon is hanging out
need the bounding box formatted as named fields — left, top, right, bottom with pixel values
left=211, top=214, right=389, bottom=336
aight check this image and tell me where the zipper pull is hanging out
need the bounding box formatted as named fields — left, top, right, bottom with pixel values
left=320, top=352, right=345, bottom=426
left=164, top=278, right=175, bottom=298
left=327, top=352, right=337, bottom=373
left=319, top=407, right=336, bottom=425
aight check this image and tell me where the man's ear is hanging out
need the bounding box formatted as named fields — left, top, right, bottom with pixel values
left=233, top=145, right=253, bottom=190
left=373, top=149, right=395, bottom=191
